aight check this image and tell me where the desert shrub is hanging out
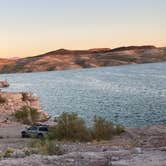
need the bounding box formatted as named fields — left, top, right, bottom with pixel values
left=3, top=148, right=14, bottom=158
left=114, top=124, right=125, bottom=135
left=30, top=138, right=64, bottom=155
left=49, top=112, right=91, bottom=142
left=14, top=106, right=40, bottom=125
left=0, top=95, right=6, bottom=104
left=92, top=116, right=115, bottom=141
left=48, top=113, right=125, bottom=142
left=14, top=107, right=29, bottom=124
left=22, top=148, right=31, bottom=156
left=30, top=107, right=40, bottom=124
left=0, top=151, right=3, bottom=159
left=22, top=93, right=29, bottom=101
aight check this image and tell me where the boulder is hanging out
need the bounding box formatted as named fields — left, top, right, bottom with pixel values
left=0, top=81, right=9, bottom=88
left=132, top=148, right=142, bottom=154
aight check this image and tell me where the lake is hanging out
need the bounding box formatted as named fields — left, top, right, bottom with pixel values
left=1, top=62, right=166, bottom=127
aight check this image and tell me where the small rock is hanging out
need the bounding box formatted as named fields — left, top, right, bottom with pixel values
left=102, top=148, right=107, bottom=152
left=132, top=147, right=142, bottom=154
left=159, top=147, right=166, bottom=151
left=11, top=149, right=26, bottom=158
left=112, top=156, right=120, bottom=161
left=112, top=160, right=128, bottom=166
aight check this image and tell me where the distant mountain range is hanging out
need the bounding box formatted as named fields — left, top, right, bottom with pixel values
left=0, top=45, right=166, bottom=74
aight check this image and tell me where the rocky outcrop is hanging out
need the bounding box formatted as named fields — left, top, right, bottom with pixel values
left=0, top=81, right=9, bottom=88
left=0, top=92, right=49, bottom=123
left=111, top=45, right=156, bottom=52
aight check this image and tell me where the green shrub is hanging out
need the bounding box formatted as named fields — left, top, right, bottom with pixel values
left=92, top=116, right=115, bottom=141
left=30, top=107, right=40, bottom=124
left=14, top=107, right=29, bottom=124
left=30, top=138, right=64, bottom=155
left=49, top=112, right=91, bottom=142
left=0, top=151, right=3, bottom=159
left=14, top=106, right=40, bottom=125
left=3, top=148, right=14, bottom=158
left=28, top=113, right=125, bottom=155
left=48, top=113, right=125, bottom=142
left=114, top=124, right=125, bottom=135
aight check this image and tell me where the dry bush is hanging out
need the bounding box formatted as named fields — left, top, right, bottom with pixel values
left=14, top=106, right=40, bottom=125
left=49, top=112, right=125, bottom=142
left=0, top=95, right=6, bottom=104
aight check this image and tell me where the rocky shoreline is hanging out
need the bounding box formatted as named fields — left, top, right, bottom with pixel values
left=0, top=91, right=49, bottom=123
left=0, top=91, right=165, bottom=165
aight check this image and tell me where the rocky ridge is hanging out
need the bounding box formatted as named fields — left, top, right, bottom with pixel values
left=0, top=46, right=166, bottom=73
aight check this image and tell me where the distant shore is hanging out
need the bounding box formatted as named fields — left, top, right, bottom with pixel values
left=0, top=46, right=166, bottom=74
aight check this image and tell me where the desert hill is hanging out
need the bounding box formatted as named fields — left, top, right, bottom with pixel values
left=0, top=46, right=166, bottom=74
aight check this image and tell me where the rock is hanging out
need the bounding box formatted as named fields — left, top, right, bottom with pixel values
left=44, top=152, right=112, bottom=166
left=0, top=81, right=9, bottom=88
left=132, top=148, right=142, bottom=154
left=111, top=161, right=128, bottom=166
left=158, top=146, right=166, bottom=151
left=11, top=149, right=26, bottom=158
left=112, top=156, right=120, bottom=161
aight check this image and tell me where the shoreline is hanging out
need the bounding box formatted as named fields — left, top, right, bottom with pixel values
left=0, top=61, right=166, bottom=76
left=0, top=90, right=165, bottom=165
left=0, top=46, right=166, bottom=74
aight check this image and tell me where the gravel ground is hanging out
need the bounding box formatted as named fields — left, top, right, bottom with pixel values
left=0, top=148, right=165, bottom=166
left=0, top=123, right=165, bottom=166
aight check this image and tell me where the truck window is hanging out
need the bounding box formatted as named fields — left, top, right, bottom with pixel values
left=39, top=127, right=48, bottom=132
left=28, top=126, right=37, bottom=131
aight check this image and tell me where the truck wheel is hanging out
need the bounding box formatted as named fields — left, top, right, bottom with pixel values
left=22, top=132, right=26, bottom=138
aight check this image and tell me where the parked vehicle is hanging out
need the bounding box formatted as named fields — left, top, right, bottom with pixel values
left=21, top=124, right=49, bottom=138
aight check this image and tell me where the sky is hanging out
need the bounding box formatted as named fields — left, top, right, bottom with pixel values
left=0, top=0, right=165, bottom=58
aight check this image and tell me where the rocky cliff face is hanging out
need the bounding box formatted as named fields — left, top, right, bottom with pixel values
left=0, top=46, right=166, bottom=74
left=0, top=92, right=49, bottom=123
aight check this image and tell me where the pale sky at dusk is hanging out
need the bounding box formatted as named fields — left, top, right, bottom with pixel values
left=0, top=0, right=165, bottom=58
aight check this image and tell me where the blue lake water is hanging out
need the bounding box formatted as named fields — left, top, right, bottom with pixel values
left=0, top=62, right=166, bottom=127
